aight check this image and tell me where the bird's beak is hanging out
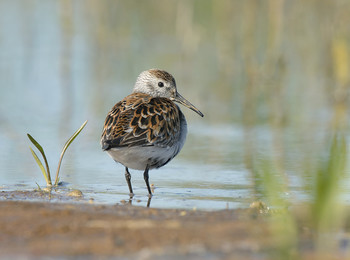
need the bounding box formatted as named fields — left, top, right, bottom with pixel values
left=173, top=92, right=204, bottom=117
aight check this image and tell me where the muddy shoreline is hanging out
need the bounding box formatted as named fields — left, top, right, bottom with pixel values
left=0, top=191, right=345, bottom=259
left=0, top=190, right=272, bottom=259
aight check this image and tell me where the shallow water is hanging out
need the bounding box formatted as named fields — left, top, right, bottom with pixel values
left=0, top=121, right=254, bottom=210
left=0, top=119, right=317, bottom=210
left=1, top=1, right=350, bottom=210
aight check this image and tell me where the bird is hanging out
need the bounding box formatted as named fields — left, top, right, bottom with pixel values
left=101, top=69, right=203, bottom=198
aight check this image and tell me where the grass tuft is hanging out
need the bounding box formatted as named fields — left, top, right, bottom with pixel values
left=28, top=120, right=88, bottom=187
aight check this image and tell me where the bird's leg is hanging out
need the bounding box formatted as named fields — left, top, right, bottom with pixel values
left=125, top=167, right=134, bottom=198
left=146, top=196, right=152, bottom=208
left=143, top=165, right=152, bottom=197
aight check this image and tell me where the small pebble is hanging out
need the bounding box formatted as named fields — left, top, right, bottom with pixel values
left=67, top=190, right=83, bottom=197
left=250, top=201, right=269, bottom=213
left=180, top=211, right=187, bottom=216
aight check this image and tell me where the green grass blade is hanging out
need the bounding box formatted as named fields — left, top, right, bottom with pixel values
left=35, top=182, right=42, bottom=191
left=54, top=120, right=88, bottom=186
left=27, top=133, right=51, bottom=184
left=313, top=134, right=347, bottom=233
left=29, top=147, right=51, bottom=186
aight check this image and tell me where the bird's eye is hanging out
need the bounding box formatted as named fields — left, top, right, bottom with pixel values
left=158, top=82, right=164, bottom=87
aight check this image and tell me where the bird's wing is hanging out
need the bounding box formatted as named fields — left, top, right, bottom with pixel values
left=101, top=93, right=181, bottom=150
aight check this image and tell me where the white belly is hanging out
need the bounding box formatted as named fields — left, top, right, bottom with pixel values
left=106, top=144, right=181, bottom=170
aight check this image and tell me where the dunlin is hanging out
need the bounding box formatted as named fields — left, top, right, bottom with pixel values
left=101, top=69, right=203, bottom=197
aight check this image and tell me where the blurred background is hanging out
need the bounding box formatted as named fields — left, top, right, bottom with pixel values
left=0, top=0, right=349, bottom=210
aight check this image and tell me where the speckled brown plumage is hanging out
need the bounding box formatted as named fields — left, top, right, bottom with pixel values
left=149, top=69, right=176, bottom=86
left=101, top=93, right=182, bottom=150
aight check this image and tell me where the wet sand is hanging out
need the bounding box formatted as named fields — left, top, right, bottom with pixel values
left=0, top=190, right=344, bottom=259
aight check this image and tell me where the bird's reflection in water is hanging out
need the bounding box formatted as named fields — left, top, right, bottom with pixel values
left=120, top=196, right=152, bottom=208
